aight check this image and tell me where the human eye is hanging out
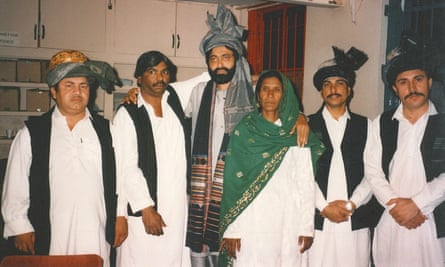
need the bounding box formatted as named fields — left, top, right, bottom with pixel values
left=64, top=82, right=73, bottom=89
left=396, top=79, right=407, bottom=86
left=222, top=54, right=231, bottom=61
left=322, top=81, right=331, bottom=88
left=414, top=75, right=425, bottom=82
left=209, top=56, right=217, bottom=62
left=162, top=70, right=170, bottom=76
left=337, top=80, right=347, bottom=86
left=147, top=69, right=156, bottom=75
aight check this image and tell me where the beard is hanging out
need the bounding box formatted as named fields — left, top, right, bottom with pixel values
left=209, top=66, right=236, bottom=84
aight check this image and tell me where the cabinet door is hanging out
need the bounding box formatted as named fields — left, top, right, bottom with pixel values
left=175, top=2, right=216, bottom=59
left=39, top=0, right=107, bottom=52
left=0, top=0, right=38, bottom=48
left=114, top=0, right=176, bottom=56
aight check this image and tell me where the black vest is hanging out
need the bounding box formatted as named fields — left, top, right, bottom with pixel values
left=380, top=109, right=445, bottom=237
left=121, top=86, right=191, bottom=216
left=309, top=109, right=384, bottom=230
left=25, top=108, right=117, bottom=255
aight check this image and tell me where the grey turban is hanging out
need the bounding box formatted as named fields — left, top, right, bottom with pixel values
left=199, top=4, right=246, bottom=56
left=47, top=61, right=122, bottom=93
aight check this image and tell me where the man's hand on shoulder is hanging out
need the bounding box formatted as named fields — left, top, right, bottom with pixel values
left=122, top=87, right=140, bottom=104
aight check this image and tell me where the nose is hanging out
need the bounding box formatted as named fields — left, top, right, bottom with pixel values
left=408, top=79, right=417, bottom=93
left=72, top=84, right=82, bottom=95
left=155, top=72, right=164, bottom=81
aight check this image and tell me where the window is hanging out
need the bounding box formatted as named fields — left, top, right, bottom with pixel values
left=248, top=4, right=306, bottom=99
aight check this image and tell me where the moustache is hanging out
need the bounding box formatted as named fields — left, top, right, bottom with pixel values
left=153, top=82, right=167, bottom=87
left=214, top=67, right=230, bottom=73
left=404, top=91, right=425, bottom=100
left=327, top=93, right=342, bottom=98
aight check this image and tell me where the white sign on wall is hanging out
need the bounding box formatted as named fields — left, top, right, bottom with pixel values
left=0, top=32, right=20, bottom=46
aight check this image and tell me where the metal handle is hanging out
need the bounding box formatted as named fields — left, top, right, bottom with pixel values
left=41, top=24, right=45, bottom=39
left=107, top=0, right=112, bottom=10
left=176, top=34, right=180, bottom=49
left=171, top=34, right=175, bottom=48
left=34, top=24, right=37, bottom=40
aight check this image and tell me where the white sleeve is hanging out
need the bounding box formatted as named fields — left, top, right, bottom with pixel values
left=412, top=172, right=445, bottom=215
left=293, top=147, right=315, bottom=237
left=112, top=107, right=154, bottom=214
left=364, top=116, right=398, bottom=207
left=171, top=71, right=210, bottom=110
left=1, top=127, right=34, bottom=238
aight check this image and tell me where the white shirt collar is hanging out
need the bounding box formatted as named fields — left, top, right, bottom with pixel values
left=53, top=105, right=91, bottom=122
left=322, top=105, right=350, bottom=122
left=137, top=89, right=170, bottom=109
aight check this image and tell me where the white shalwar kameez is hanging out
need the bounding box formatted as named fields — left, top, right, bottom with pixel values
left=2, top=107, right=110, bottom=266
left=309, top=108, right=372, bottom=267
left=365, top=102, right=445, bottom=267
left=223, top=144, right=315, bottom=267
left=113, top=92, right=190, bottom=267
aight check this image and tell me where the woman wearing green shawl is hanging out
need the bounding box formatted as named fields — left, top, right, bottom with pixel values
left=218, top=70, right=324, bottom=266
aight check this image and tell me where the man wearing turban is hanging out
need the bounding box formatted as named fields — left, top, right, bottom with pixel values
left=365, top=44, right=445, bottom=267
left=1, top=50, right=125, bottom=267
left=307, top=46, right=383, bottom=267
left=184, top=5, right=254, bottom=266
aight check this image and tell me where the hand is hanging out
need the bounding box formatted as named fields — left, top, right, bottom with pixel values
left=298, top=236, right=313, bottom=253
left=404, top=212, right=427, bottom=229
left=320, top=201, right=351, bottom=223
left=219, top=238, right=241, bottom=259
left=113, top=216, right=128, bottom=247
left=387, top=198, right=420, bottom=226
left=122, top=87, right=140, bottom=104
left=291, top=113, right=309, bottom=147
left=141, top=206, right=166, bottom=236
left=331, top=199, right=356, bottom=213
left=14, top=232, right=35, bottom=255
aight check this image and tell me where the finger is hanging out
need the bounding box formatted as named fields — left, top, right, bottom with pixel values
left=218, top=240, right=226, bottom=252
left=289, top=125, right=296, bottom=135
left=386, top=198, right=398, bottom=206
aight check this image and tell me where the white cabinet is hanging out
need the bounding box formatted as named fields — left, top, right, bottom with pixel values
left=0, top=0, right=39, bottom=48
left=114, top=0, right=216, bottom=58
left=0, top=0, right=107, bottom=52
left=39, top=0, right=107, bottom=52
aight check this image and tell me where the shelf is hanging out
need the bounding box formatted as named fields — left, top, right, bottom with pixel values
left=0, top=111, right=44, bottom=116
left=0, top=82, right=48, bottom=88
left=0, top=138, right=13, bottom=145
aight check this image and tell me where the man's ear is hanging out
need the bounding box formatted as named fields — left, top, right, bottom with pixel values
left=392, top=85, right=398, bottom=96
left=428, top=77, right=433, bottom=89
left=50, top=87, right=56, bottom=99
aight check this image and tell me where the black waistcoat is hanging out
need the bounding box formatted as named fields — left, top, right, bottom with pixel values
left=122, top=86, right=191, bottom=216
left=25, top=108, right=117, bottom=255
left=380, top=109, right=445, bottom=238
left=309, top=109, right=384, bottom=230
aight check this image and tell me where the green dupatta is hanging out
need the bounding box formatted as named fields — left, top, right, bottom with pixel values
left=218, top=71, right=324, bottom=266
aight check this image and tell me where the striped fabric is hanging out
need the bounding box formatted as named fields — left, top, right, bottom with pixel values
left=187, top=152, right=226, bottom=252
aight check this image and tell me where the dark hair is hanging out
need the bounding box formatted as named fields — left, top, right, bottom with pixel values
left=255, top=70, right=283, bottom=113
left=205, top=45, right=239, bottom=64
left=134, top=51, right=177, bottom=82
